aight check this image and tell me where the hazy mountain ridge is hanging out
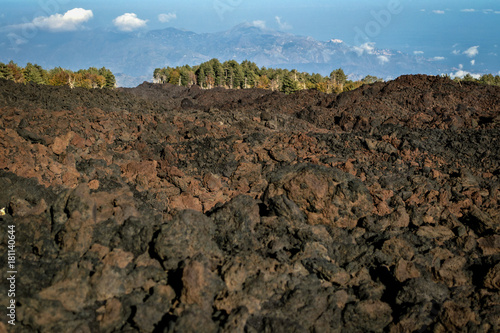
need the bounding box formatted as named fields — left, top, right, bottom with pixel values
left=1, top=23, right=446, bottom=86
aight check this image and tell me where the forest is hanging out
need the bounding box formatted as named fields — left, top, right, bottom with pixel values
left=0, top=61, right=116, bottom=89
left=154, top=58, right=500, bottom=94
left=1, top=59, right=499, bottom=92
left=153, top=59, right=380, bottom=94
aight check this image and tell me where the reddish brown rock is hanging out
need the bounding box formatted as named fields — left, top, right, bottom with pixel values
left=181, top=257, right=224, bottom=312
left=264, top=164, right=374, bottom=228
left=51, top=132, right=74, bottom=155
left=203, top=172, right=222, bottom=192
left=440, top=300, right=477, bottom=331
left=97, top=298, right=124, bottom=331
left=416, top=225, right=455, bottom=244
left=344, top=300, right=393, bottom=332
left=395, top=259, right=421, bottom=282
left=478, top=235, right=500, bottom=255
left=38, top=263, right=90, bottom=312
left=484, top=263, right=500, bottom=290
left=0, top=75, right=499, bottom=332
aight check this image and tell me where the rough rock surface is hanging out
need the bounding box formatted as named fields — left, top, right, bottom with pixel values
left=0, top=75, right=499, bottom=332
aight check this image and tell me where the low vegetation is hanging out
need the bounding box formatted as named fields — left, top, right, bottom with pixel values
left=0, top=61, right=116, bottom=89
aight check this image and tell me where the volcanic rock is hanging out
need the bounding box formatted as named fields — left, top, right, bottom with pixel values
left=0, top=75, right=498, bottom=332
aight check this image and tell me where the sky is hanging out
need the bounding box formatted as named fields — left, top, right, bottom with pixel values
left=1, top=0, right=499, bottom=77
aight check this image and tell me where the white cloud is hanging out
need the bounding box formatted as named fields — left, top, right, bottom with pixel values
left=378, top=55, right=390, bottom=64
left=113, top=13, right=148, bottom=32
left=7, top=32, right=28, bottom=45
left=483, top=9, right=493, bottom=14
left=432, top=10, right=445, bottom=14
left=495, top=11, right=500, bottom=14
left=432, top=56, right=445, bottom=61
left=353, top=42, right=376, bottom=56
left=471, top=59, right=475, bottom=66
left=452, top=49, right=461, bottom=55
left=275, top=16, right=292, bottom=30
left=463, top=45, right=479, bottom=58
left=414, top=51, right=424, bottom=55
left=158, top=13, right=177, bottom=23
left=251, top=20, right=266, bottom=29
left=461, top=9, right=476, bottom=12
left=8, top=8, right=93, bottom=32
left=450, top=70, right=480, bottom=79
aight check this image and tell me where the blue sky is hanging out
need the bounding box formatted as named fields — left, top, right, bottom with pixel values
left=1, top=0, right=499, bottom=76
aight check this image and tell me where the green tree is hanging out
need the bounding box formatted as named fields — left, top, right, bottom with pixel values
left=242, top=60, right=259, bottom=88
left=35, top=64, right=49, bottom=84
left=309, top=73, right=323, bottom=85
left=195, top=66, right=205, bottom=87
left=462, top=74, right=475, bottom=82
left=479, top=74, right=495, bottom=86
left=180, top=67, right=191, bottom=86
left=23, top=63, right=45, bottom=84
left=223, top=60, right=243, bottom=88
left=361, top=75, right=383, bottom=84
left=209, top=58, right=224, bottom=87
left=233, top=65, right=244, bottom=88
left=204, top=64, right=216, bottom=88
left=330, top=68, right=347, bottom=90
left=281, top=74, right=299, bottom=94
left=495, top=75, right=500, bottom=87
left=98, top=67, right=116, bottom=88
left=0, top=62, right=12, bottom=80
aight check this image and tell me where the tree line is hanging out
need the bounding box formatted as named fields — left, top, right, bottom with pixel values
left=154, top=59, right=384, bottom=94
left=0, top=61, right=116, bottom=89
left=447, top=73, right=500, bottom=87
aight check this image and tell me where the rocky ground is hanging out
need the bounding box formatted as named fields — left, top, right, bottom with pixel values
left=0, top=75, right=499, bottom=332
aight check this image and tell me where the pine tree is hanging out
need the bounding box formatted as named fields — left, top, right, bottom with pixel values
left=233, top=65, right=244, bottom=88
left=0, top=62, right=10, bottom=80
left=99, top=67, right=116, bottom=88
left=281, top=74, right=299, bottom=94
left=196, top=67, right=205, bottom=87
left=210, top=59, right=224, bottom=87
left=24, top=63, right=45, bottom=85
left=34, top=64, right=49, bottom=84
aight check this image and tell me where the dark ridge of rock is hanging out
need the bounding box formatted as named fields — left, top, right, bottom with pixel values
left=0, top=75, right=498, bottom=332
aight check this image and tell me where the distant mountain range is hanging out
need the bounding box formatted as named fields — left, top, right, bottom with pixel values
left=1, top=23, right=451, bottom=87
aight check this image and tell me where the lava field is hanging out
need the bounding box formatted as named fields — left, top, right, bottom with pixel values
left=0, top=75, right=499, bottom=332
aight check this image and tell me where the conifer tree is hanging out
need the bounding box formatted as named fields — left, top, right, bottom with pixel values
left=0, top=62, right=11, bottom=80
left=23, top=63, right=45, bottom=84
left=281, top=74, right=299, bottom=94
